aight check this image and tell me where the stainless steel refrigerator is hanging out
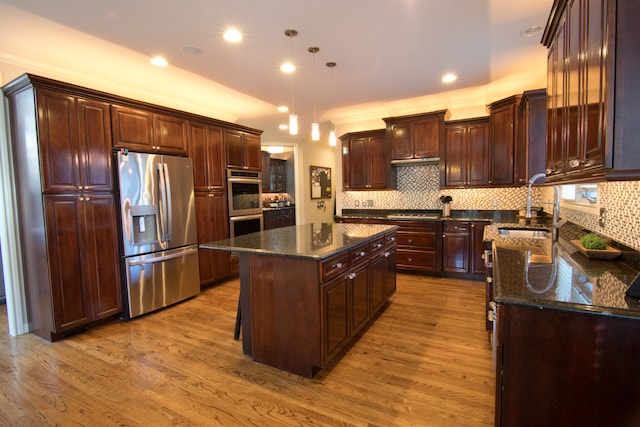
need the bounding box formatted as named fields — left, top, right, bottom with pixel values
left=115, top=151, right=200, bottom=318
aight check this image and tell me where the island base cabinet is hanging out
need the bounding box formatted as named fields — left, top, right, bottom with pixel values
left=496, top=303, right=640, bottom=427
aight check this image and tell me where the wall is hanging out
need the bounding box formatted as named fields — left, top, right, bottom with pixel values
left=543, top=181, right=640, bottom=251
left=300, top=142, right=337, bottom=225
left=341, top=164, right=533, bottom=211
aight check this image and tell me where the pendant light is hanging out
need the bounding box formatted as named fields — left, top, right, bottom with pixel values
left=326, top=62, right=337, bottom=147
left=284, top=29, right=298, bottom=135
left=309, top=46, right=320, bottom=141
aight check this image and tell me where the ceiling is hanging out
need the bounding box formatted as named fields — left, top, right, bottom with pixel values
left=0, top=0, right=554, bottom=140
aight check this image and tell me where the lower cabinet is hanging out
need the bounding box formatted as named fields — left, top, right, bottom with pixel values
left=442, top=221, right=488, bottom=277
left=42, top=194, right=122, bottom=340
left=194, top=191, right=230, bottom=286
left=494, top=303, right=640, bottom=426
left=263, top=207, right=296, bottom=230
left=393, top=220, right=441, bottom=273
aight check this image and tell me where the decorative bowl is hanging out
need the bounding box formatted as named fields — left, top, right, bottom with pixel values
left=571, top=240, right=621, bottom=260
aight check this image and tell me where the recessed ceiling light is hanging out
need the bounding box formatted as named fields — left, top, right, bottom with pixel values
left=223, top=28, right=243, bottom=43
left=279, top=124, right=288, bottom=130
left=281, top=62, right=296, bottom=73
left=442, top=73, right=457, bottom=83
left=277, top=106, right=289, bottom=113
left=520, top=26, right=543, bottom=37
left=150, top=56, right=168, bottom=67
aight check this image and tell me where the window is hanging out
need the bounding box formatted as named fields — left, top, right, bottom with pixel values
left=560, top=184, right=599, bottom=213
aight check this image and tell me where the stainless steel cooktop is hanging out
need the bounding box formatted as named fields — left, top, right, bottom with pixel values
left=386, top=213, right=441, bottom=220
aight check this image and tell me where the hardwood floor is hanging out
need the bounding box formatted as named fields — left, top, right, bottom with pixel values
left=0, top=274, right=495, bottom=426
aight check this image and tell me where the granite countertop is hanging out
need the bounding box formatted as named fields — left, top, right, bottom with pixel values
left=490, top=221, right=640, bottom=319
left=262, top=204, right=295, bottom=211
left=200, top=222, right=398, bottom=260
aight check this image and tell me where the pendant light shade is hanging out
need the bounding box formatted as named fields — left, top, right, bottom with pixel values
left=289, top=114, right=298, bottom=135
left=329, top=129, right=337, bottom=147
left=312, top=122, right=320, bottom=141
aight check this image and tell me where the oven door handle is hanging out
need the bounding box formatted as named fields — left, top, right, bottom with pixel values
left=230, top=213, right=264, bottom=222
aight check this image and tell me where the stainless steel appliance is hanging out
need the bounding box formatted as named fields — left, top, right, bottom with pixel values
left=115, top=151, right=200, bottom=318
left=227, top=169, right=263, bottom=237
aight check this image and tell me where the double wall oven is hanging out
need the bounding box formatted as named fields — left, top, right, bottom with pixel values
left=227, top=169, right=263, bottom=238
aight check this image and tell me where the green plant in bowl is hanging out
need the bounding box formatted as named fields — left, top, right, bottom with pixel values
left=580, top=233, right=607, bottom=250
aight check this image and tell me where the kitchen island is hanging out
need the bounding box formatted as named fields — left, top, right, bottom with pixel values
left=201, top=222, right=398, bottom=377
left=487, top=222, right=640, bottom=426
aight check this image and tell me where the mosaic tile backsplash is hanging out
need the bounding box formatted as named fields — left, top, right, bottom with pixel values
left=341, top=164, right=640, bottom=251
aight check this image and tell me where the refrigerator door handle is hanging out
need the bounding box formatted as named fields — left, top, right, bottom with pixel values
left=157, top=163, right=171, bottom=242
left=163, top=162, right=173, bottom=241
left=128, top=246, right=199, bottom=267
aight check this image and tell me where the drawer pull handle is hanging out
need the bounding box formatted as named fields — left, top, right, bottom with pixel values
left=332, top=262, right=343, bottom=269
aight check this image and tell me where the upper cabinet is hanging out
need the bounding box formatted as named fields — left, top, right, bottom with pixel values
left=188, top=122, right=226, bottom=191
left=543, top=0, right=640, bottom=181
left=341, top=129, right=395, bottom=191
left=441, top=118, right=490, bottom=188
left=518, top=89, right=548, bottom=185
left=383, top=110, right=450, bottom=162
left=224, top=129, right=261, bottom=171
left=111, top=105, right=188, bottom=155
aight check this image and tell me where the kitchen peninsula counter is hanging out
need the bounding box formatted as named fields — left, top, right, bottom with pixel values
left=201, top=222, right=398, bottom=378
left=487, top=221, right=640, bottom=426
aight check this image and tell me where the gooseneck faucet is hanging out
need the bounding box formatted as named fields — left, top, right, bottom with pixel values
left=525, top=173, right=547, bottom=218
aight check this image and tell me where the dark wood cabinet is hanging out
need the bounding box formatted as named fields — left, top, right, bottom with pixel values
left=517, top=89, right=548, bottom=185
left=488, top=96, right=520, bottom=186
left=341, top=129, right=394, bottom=190
left=3, top=75, right=123, bottom=341
left=441, top=118, right=490, bottom=188
left=322, top=273, right=350, bottom=360
left=36, top=90, right=113, bottom=193
left=189, top=122, right=225, bottom=191
left=543, top=0, right=640, bottom=181
left=384, top=110, right=449, bottom=161
left=225, top=129, right=261, bottom=171
left=394, top=220, right=441, bottom=274
left=111, top=104, right=188, bottom=155
left=263, top=207, right=295, bottom=230
left=442, top=221, right=488, bottom=276
left=44, top=194, right=122, bottom=335
left=194, top=191, right=230, bottom=287
left=261, top=152, right=287, bottom=194
left=495, top=303, right=640, bottom=426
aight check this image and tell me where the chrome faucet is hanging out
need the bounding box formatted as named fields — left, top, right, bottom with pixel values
left=525, top=173, right=547, bottom=218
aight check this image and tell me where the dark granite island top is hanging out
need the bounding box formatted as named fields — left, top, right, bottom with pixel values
left=201, top=222, right=398, bottom=378
left=201, top=222, right=397, bottom=260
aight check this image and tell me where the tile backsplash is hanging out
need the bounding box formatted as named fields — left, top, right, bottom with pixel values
left=341, top=164, right=640, bottom=251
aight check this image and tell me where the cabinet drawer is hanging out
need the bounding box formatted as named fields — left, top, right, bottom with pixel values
left=321, top=252, right=349, bottom=282
left=396, top=232, right=435, bottom=249
left=443, top=221, right=470, bottom=233
left=385, top=231, right=397, bottom=248
left=350, top=243, right=370, bottom=266
left=396, top=222, right=436, bottom=232
left=369, top=236, right=386, bottom=253
left=396, top=250, right=436, bottom=271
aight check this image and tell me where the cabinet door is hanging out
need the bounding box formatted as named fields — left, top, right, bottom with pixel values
left=369, top=133, right=389, bottom=189
left=189, top=123, right=225, bottom=191
left=82, top=194, right=122, bottom=319
left=444, top=126, right=467, bottom=187
left=466, top=122, right=490, bottom=186
left=348, top=137, right=369, bottom=189
left=244, top=133, right=262, bottom=171
left=111, top=105, right=153, bottom=151
left=547, top=21, right=566, bottom=176
left=470, top=222, right=488, bottom=275
left=45, top=195, right=92, bottom=332
left=390, top=121, right=412, bottom=160
left=350, top=262, right=370, bottom=335
left=322, top=275, right=350, bottom=361
left=566, top=1, right=581, bottom=173
left=370, top=253, right=386, bottom=314
left=195, top=191, right=229, bottom=286
left=37, top=90, right=80, bottom=193
left=154, top=114, right=188, bottom=155
left=414, top=115, right=441, bottom=158
left=260, top=152, right=271, bottom=192
left=384, top=247, right=397, bottom=299
left=442, top=232, right=469, bottom=273
left=77, top=98, right=113, bottom=192
left=489, top=103, right=515, bottom=186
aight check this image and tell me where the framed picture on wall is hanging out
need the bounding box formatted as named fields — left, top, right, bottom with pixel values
left=310, top=166, right=331, bottom=199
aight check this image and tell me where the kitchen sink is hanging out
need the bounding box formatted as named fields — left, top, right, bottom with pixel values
left=497, top=226, right=551, bottom=239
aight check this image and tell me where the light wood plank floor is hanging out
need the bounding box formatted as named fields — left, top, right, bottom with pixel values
left=0, top=274, right=495, bottom=426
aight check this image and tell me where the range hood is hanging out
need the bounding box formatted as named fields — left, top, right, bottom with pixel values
left=390, top=157, right=440, bottom=166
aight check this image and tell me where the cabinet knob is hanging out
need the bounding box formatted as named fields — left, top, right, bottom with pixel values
left=384, top=251, right=391, bottom=258
left=332, top=262, right=343, bottom=269
left=487, top=310, right=496, bottom=322
left=358, top=251, right=366, bottom=257
left=407, top=257, right=413, bottom=263
left=407, top=239, right=413, bottom=244
left=486, top=276, right=493, bottom=283
left=84, top=197, right=90, bottom=201
left=568, top=159, right=580, bottom=168
left=347, top=273, right=356, bottom=280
